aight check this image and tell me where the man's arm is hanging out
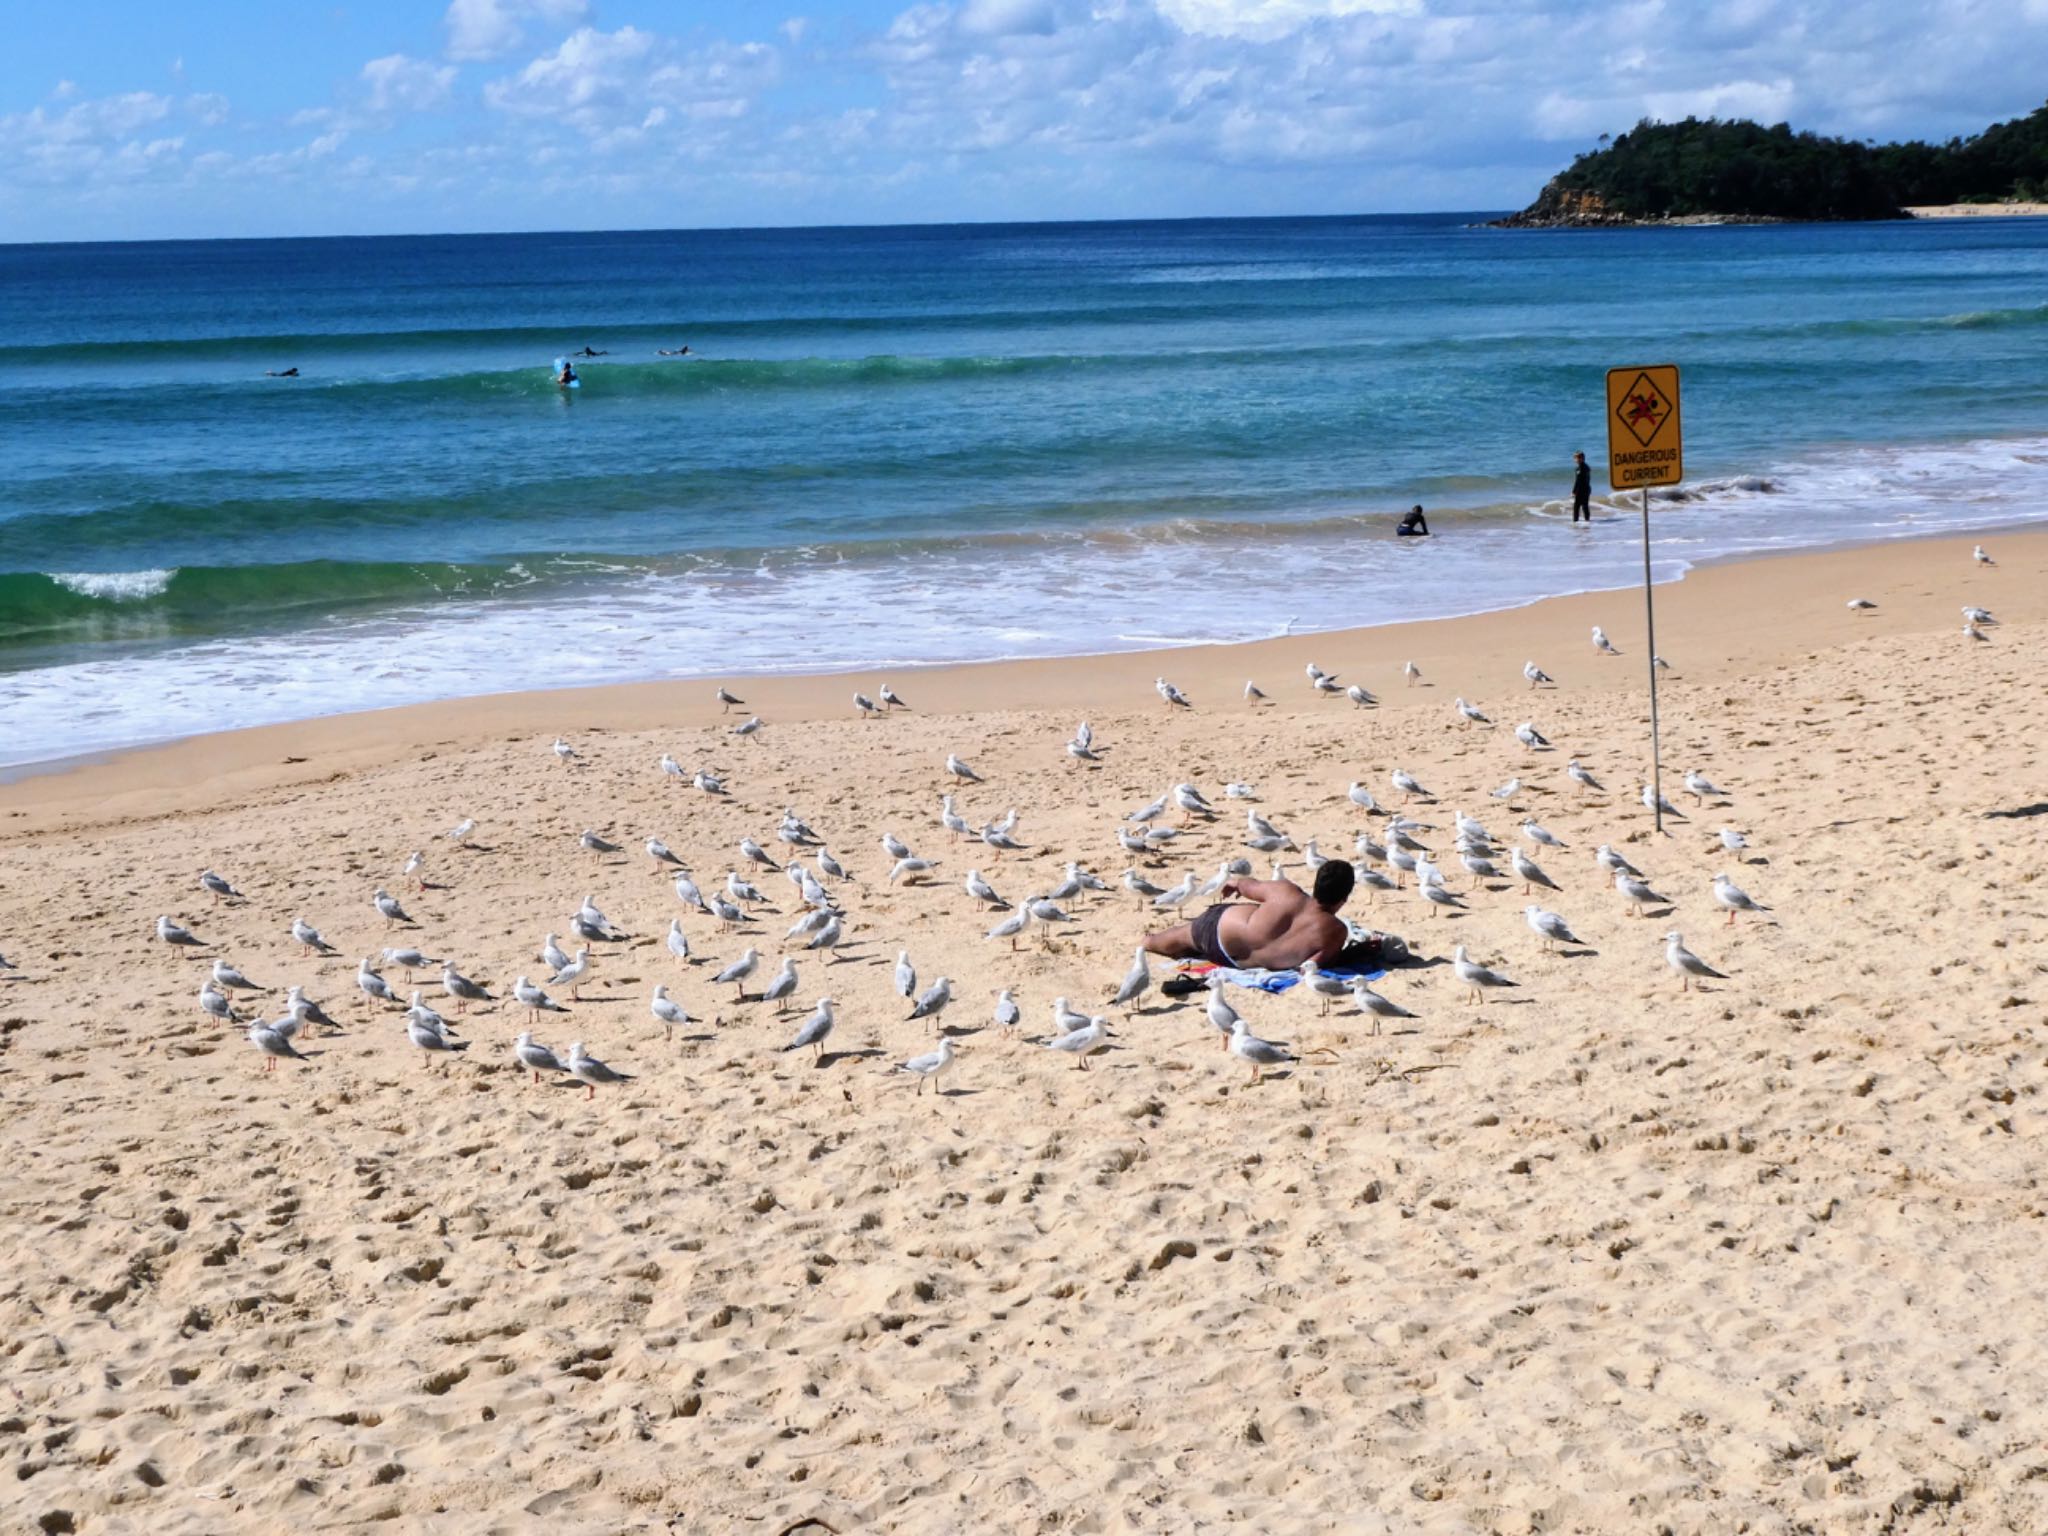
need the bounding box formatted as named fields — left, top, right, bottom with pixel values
left=1218, top=877, right=1305, bottom=907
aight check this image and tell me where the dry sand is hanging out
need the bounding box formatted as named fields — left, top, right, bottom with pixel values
left=2, top=530, right=2045, bottom=1533
left=1907, top=203, right=2048, bottom=219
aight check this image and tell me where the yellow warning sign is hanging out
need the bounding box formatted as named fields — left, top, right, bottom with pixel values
left=1606, top=365, right=1682, bottom=490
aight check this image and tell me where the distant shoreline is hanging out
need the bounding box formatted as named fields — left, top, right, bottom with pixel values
left=1908, top=202, right=2048, bottom=218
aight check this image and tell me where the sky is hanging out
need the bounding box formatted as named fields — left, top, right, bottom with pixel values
left=3, top=0, right=2043, bottom=241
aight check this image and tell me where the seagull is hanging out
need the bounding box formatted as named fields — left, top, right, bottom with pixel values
left=408, top=1011, right=469, bottom=1065
left=660, top=754, right=686, bottom=782
left=1244, top=680, right=1267, bottom=704
left=1515, top=722, right=1551, bottom=751
left=1299, top=961, right=1351, bottom=1015
left=1566, top=759, right=1604, bottom=793
left=854, top=692, right=879, bottom=719
left=986, top=907, right=1030, bottom=947
left=157, top=915, right=207, bottom=948
left=727, top=870, right=768, bottom=907
left=1229, top=1019, right=1295, bottom=1084
left=514, top=1032, right=567, bottom=1085
left=1156, top=676, right=1191, bottom=709
left=1962, top=605, right=1996, bottom=626
left=402, top=850, right=425, bottom=889
left=567, top=1041, right=632, bottom=1100
left=716, top=685, right=745, bottom=712
left=1203, top=978, right=1241, bottom=1050
left=447, top=818, right=476, bottom=844
left=1402, top=660, right=1421, bottom=686
left=1711, top=872, right=1770, bottom=925
left=906, top=976, right=954, bottom=1026
left=1346, top=684, right=1376, bottom=709
left=1112, top=947, right=1151, bottom=1011
left=1355, top=866, right=1398, bottom=901
left=1595, top=843, right=1643, bottom=879
left=1420, top=881, right=1466, bottom=917
left=1642, top=784, right=1687, bottom=821
left=889, top=854, right=939, bottom=886
left=1512, top=847, right=1561, bottom=894
left=576, top=894, right=626, bottom=941
left=356, top=956, right=397, bottom=1008
left=1152, top=873, right=1197, bottom=912
left=1665, top=931, right=1727, bottom=991
left=247, top=1020, right=308, bottom=1072
left=1974, top=544, right=1994, bottom=565
left=981, top=824, right=1025, bottom=858
left=1491, top=778, right=1522, bottom=801
left=548, top=947, right=593, bottom=999
left=1045, top=1017, right=1109, bottom=1068
left=671, top=871, right=710, bottom=914
left=1347, top=783, right=1381, bottom=815
left=739, top=836, right=780, bottom=871
left=373, top=887, right=413, bottom=927
left=945, top=754, right=982, bottom=783
left=785, top=997, right=836, bottom=1057
left=1716, top=828, right=1749, bottom=855
left=1523, top=661, right=1553, bottom=688
left=694, top=770, right=726, bottom=794
left=552, top=737, right=577, bottom=766
left=715, top=948, right=760, bottom=999
left=199, top=981, right=238, bottom=1024
left=1122, top=869, right=1167, bottom=907
left=1051, top=996, right=1094, bottom=1035
left=1453, top=696, right=1491, bottom=726
left=211, top=957, right=268, bottom=994
left=817, top=848, right=851, bottom=882
left=1452, top=945, right=1516, bottom=1004
left=1521, top=820, right=1565, bottom=849
left=283, top=985, right=339, bottom=1037
left=441, top=962, right=494, bottom=1012
left=1391, top=768, right=1431, bottom=801
left=1313, top=673, right=1343, bottom=696
left=1965, top=620, right=1989, bottom=643
left=896, top=1037, right=957, bottom=1100
left=964, top=868, right=1006, bottom=908
left=761, top=956, right=800, bottom=1012
left=1592, top=625, right=1620, bottom=656
left=579, top=830, right=622, bottom=859
left=1349, top=980, right=1415, bottom=1032
left=805, top=912, right=843, bottom=951
left=1524, top=905, right=1582, bottom=950
left=731, top=715, right=763, bottom=740
left=1224, top=783, right=1257, bottom=800
left=1846, top=598, right=1876, bottom=611
left=514, top=975, right=571, bottom=1022
left=1066, top=735, right=1102, bottom=764
left=1683, top=770, right=1727, bottom=803
left=1615, top=871, right=1672, bottom=915
left=199, top=869, right=242, bottom=903
left=881, top=682, right=908, bottom=710
left=291, top=917, right=337, bottom=956
left=1173, top=782, right=1215, bottom=821
left=646, top=837, right=686, bottom=872
left=650, top=984, right=690, bottom=1040
left=992, top=988, right=1021, bottom=1031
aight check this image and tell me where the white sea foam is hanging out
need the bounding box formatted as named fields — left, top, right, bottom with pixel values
left=3, top=434, right=2045, bottom=771
left=49, top=569, right=176, bottom=602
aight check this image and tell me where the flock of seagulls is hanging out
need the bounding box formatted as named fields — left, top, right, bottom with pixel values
left=117, top=541, right=2013, bottom=1108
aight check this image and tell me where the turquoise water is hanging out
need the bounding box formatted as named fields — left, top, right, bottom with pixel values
left=3, top=214, right=2046, bottom=764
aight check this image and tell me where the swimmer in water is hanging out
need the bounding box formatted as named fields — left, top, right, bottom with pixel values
left=657, top=346, right=692, bottom=357
left=1395, top=504, right=1430, bottom=537
left=265, top=367, right=299, bottom=378
left=556, top=362, right=578, bottom=387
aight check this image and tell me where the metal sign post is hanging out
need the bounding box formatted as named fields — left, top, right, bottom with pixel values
left=1605, top=365, right=1683, bottom=833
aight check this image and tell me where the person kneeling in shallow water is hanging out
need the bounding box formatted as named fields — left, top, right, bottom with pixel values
left=1396, top=504, right=1430, bottom=537
left=1146, top=861, right=1357, bottom=971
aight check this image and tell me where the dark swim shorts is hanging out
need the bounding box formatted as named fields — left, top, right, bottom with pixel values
left=1191, top=904, right=1239, bottom=967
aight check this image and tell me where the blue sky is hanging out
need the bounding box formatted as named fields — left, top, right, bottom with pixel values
left=4, top=0, right=2042, bottom=240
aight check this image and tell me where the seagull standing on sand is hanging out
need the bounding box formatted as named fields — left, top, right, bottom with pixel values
left=357, top=956, right=397, bottom=1009
left=1229, top=1019, right=1295, bottom=1084
left=1515, top=722, right=1550, bottom=751
left=1156, top=677, right=1191, bottom=709
left=441, top=962, right=494, bottom=1013
left=651, top=984, right=690, bottom=1040
left=1615, top=871, right=1672, bottom=916
left=292, top=917, right=337, bottom=956
left=1046, top=1016, right=1109, bottom=1068
left=247, top=1020, right=308, bottom=1072
left=1403, top=660, right=1422, bottom=686
left=1204, top=978, right=1240, bottom=1050
left=1664, top=931, right=1727, bottom=991
left=199, top=981, right=238, bottom=1024
left=1452, top=945, right=1516, bottom=1004
left=1391, top=768, right=1431, bottom=801
left=157, top=915, right=208, bottom=948
left=1642, top=784, right=1687, bottom=820
left=992, top=988, right=1021, bottom=1031
left=1524, top=905, right=1582, bottom=950
left=447, top=818, right=476, bottom=844
left=880, top=682, right=908, bottom=710
left=1112, top=947, right=1151, bottom=1011
left=199, top=869, right=242, bottom=904
left=716, top=685, right=744, bottom=712
left=1346, top=684, right=1376, bottom=709
left=212, top=957, right=268, bottom=995
left=1350, top=980, right=1416, bottom=1032
left=1512, top=847, right=1560, bottom=895
left=1244, top=680, right=1267, bottom=704
left=408, top=1011, right=469, bottom=1065
left=854, top=691, right=880, bottom=719
left=552, top=737, right=578, bottom=766
left=646, top=837, right=686, bottom=873
left=513, top=1032, right=567, bottom=1085
left=906, top=976, right=954, bottom=1028
left=897, top=1037, right=957, bottom=1099
left=373, top=887, right=413, bottom=927
left=548, top=946, right=593, bottom=998
left=785, top=998, right=836, bottom=1057
left=1592, top=626, right=1621, bottom=656
left=1454, top=696, right=1492, bottom=726
left=1683, top=770, right=1727, bottom=803
left=1523, top=661, right=1553, bottom=688
left=946, top=754, right=982, bottom=783
left=1974, top=544, right=1994, bottom=565
left=1712, top=873, right=1771, bottom=925
left=514, top=975, right=571, bottom=1022
left=731, top=715, right=763, bottom=741
left=761, top=956, right=800, bottom=1012
left=1566, top=759, right=1604, bottom=793
left=715, top=948, right=761, bottom=999
left=567, top=1041, right=632, bottom=1100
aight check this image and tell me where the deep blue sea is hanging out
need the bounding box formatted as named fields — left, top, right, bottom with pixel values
left=4, top=213, right=2046, bottom=765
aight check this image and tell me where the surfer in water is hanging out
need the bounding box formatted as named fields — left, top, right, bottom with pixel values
left=265, top=367, right=299, bottom=378
left=573, top=346, right=607, bottom=357
left=657, top=346, right=692, bottom=357
left=556, top=361, right=578, bottom=387
left=1396, top=504, right=1430, bottom=537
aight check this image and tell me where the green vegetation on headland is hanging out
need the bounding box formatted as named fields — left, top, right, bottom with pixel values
left=1496, top=101, right=2048, bottom=226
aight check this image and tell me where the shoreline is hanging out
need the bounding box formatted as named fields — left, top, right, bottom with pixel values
left=5, top=524, right=2039, bottom=832
left=1908, top=202, right=2048, bottom=218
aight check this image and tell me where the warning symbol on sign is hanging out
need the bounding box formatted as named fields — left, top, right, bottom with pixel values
left=1605, top=364, right=1682, bottom=490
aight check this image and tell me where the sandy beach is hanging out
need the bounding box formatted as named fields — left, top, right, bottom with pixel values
left=1908, top=203, right=2048, bottom=218
left=2, top=527, right=2045, bottom=1533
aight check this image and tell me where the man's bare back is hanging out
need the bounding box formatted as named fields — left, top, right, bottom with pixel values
left=1144, top=870, right=1353, bottom=971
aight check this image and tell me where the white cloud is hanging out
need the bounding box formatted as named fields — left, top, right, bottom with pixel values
left=361, top=54, right=458, bottom=113
left=184, top=92, right=231, bottom=126
left=444, top=0, right=589, bottom=62
left=486, top=27, right=780, bottom=132
left=1155, top=0, right=1421, bottom=43
left=1644, top=78, right=1797, bottom=123
left=959, top=0, right=1060, bottom=37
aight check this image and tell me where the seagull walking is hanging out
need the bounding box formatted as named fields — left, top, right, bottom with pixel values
left=1665, top=931, right=1727, bottom=991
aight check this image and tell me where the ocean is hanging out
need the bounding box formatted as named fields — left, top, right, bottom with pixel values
left=4, top=213, right=2046, bottom=768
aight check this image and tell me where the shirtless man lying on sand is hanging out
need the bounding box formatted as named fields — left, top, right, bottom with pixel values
left=1145, top=862, right=1356, bottom=971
